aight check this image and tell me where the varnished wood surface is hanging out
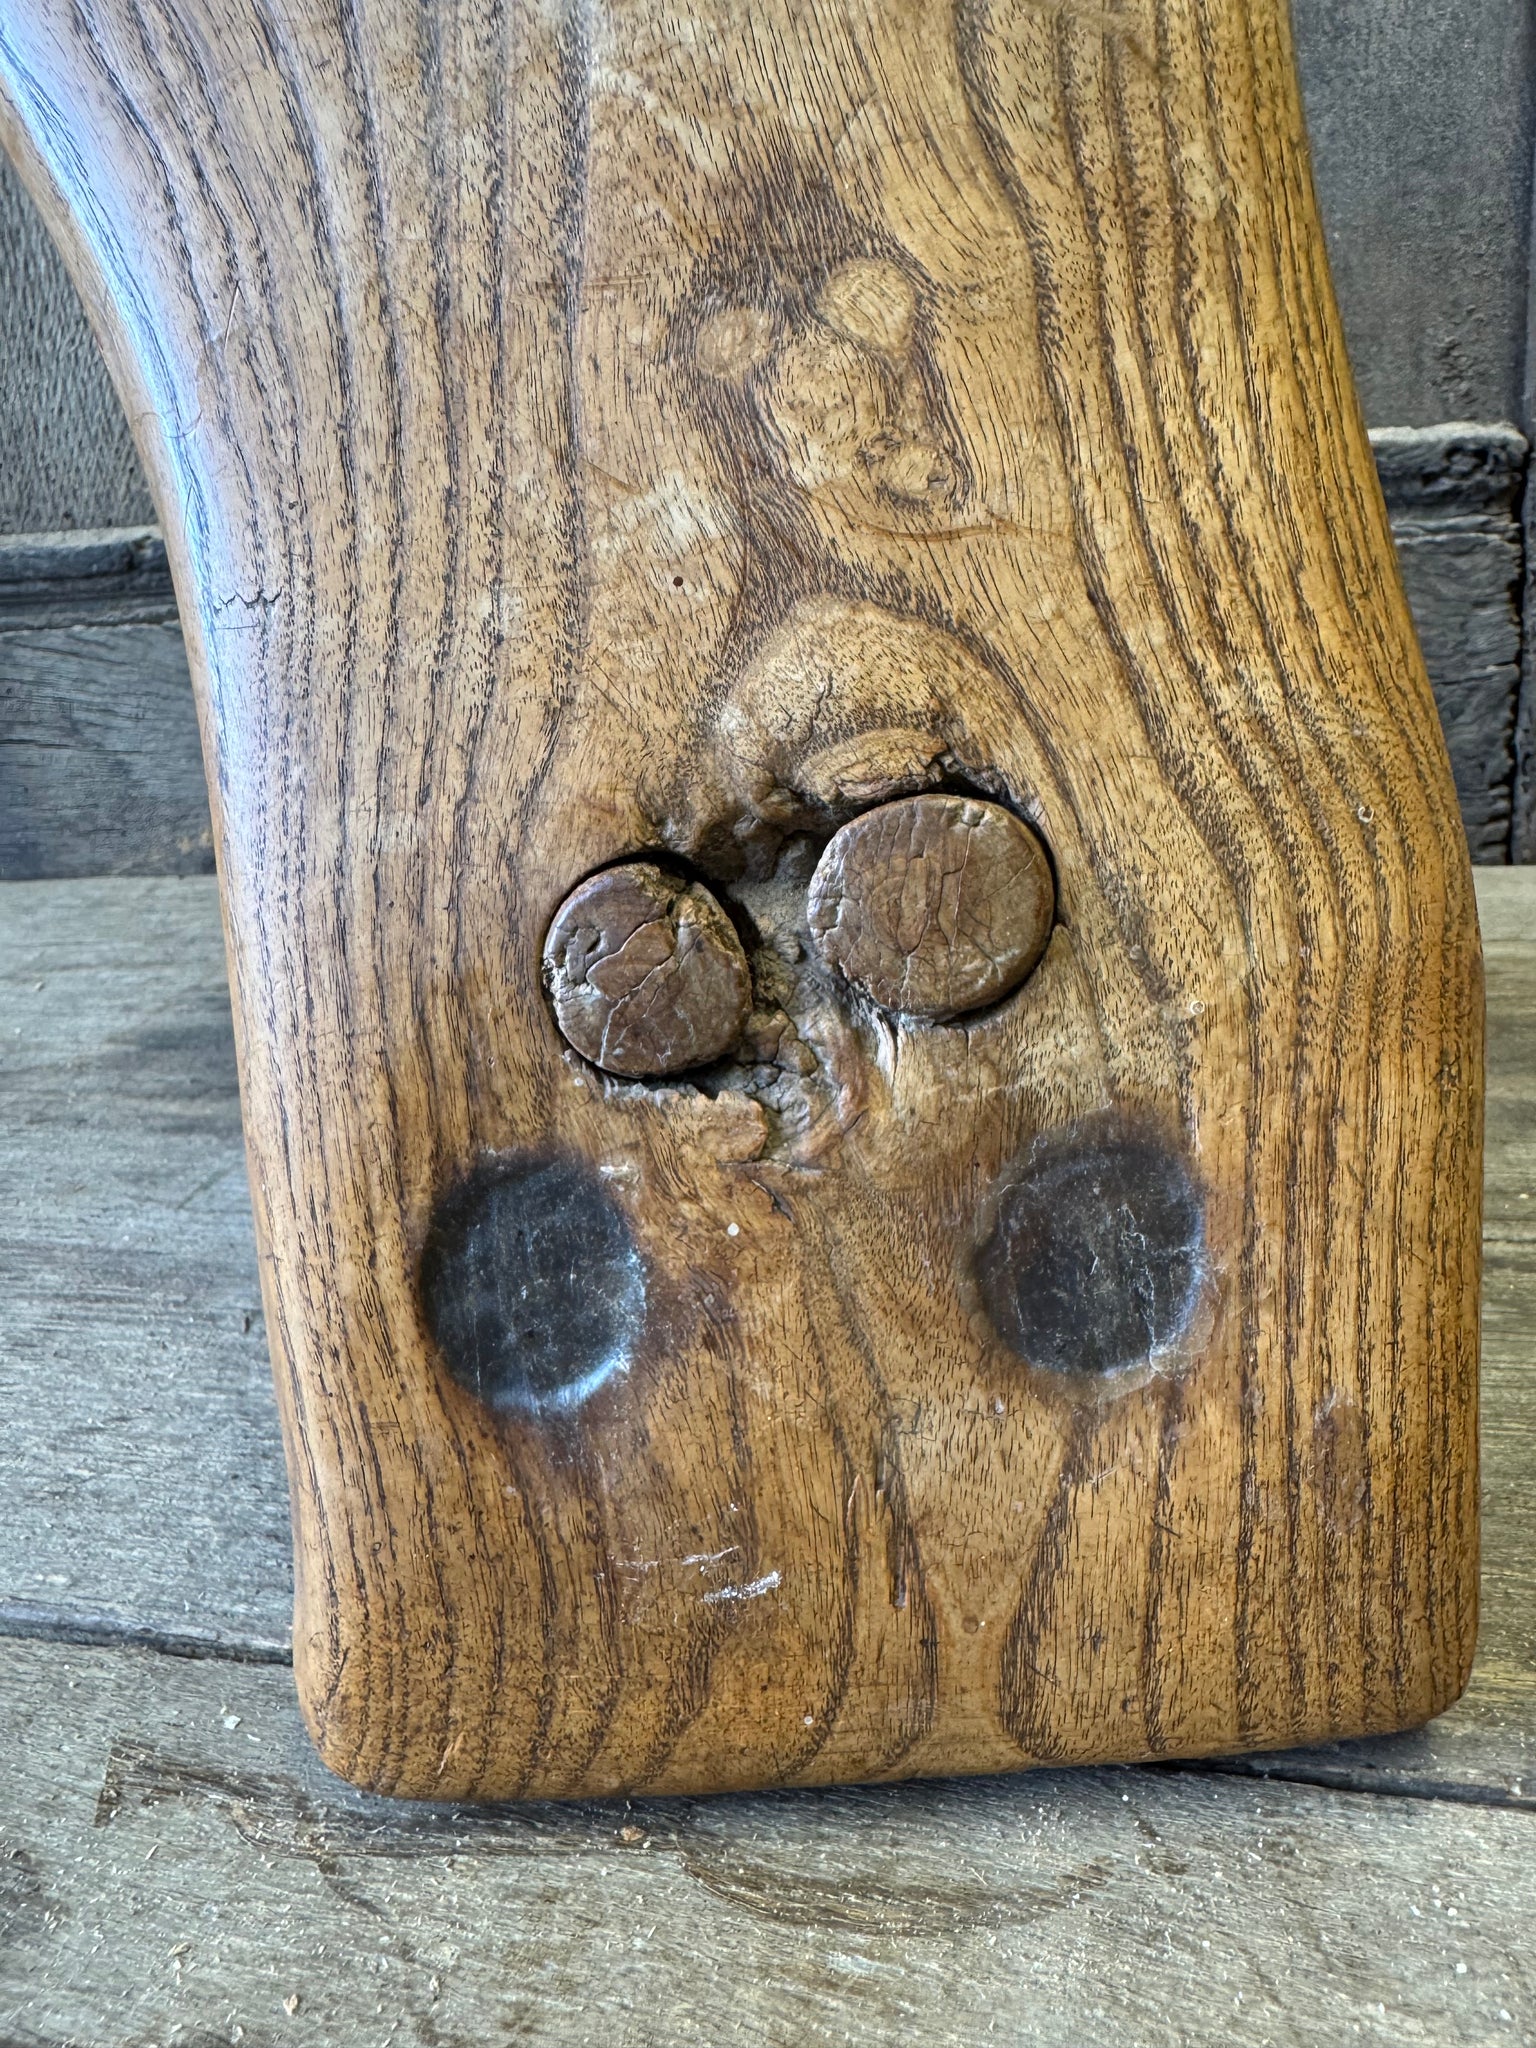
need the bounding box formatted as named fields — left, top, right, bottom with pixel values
left=0, top=867, right=1532, bottom=2041
left=0, top=0, right=1483, bottom=1797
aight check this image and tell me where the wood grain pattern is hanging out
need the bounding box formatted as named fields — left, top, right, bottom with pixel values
left=3, top=869, right=1530, bottom=1809
left=0, top=0, right=1482, bottom=1799
left=4, top=867, right=1533, bottom=2046
left=2, top=430, right=1521, bottom=886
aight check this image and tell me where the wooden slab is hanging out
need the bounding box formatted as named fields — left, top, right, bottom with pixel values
left=0, top=870, right=1531, bottom=1801
left=0, top=0, right=1487, bottom=1797
left=3, top=1634, right=1534, bottom=2048
left=0, top=872, right=1531, bottom=2037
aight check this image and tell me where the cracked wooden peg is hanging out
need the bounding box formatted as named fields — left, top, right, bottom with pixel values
left=543, top=863, right=751, bottom=1078
left=0, top=0, right=1481, bottom=1800
left=807, top=793, right=1054, bottom=1021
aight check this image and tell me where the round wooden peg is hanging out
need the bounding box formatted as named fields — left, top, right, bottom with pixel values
left=807, top=793, right=1053, bottom=1021
left=543, top=862, right=752, bottom=1078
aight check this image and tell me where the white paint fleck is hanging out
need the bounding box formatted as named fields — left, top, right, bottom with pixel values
left=701, top=1570, right=782, bottom=1606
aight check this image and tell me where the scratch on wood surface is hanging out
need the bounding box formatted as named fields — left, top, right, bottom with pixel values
left=700, top=1572, right=782, bottom=1606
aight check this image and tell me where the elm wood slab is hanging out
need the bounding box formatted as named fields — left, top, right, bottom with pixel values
left=2, top=1639, right=1535, bottom=2048
left=0, top=0, right=1483, bottom=1799
left=1220, top=867, right=1536, bottom=1806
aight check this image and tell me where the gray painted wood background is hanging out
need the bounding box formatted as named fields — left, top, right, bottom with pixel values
left=2, top=0, right=1535, bottom=859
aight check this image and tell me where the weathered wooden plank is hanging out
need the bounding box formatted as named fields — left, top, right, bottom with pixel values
left=0, top=523, right=175, bottom=623
left=0, top=624, right=212, bottom=879
left=0, top=870, right=1533, bottom=1806
left=1290, top=0, right=1535, bottom=429
left=1475, top=870, right=1536, bottom=1247
left=1374, top=426, right=1527, bottom=862
left=0, top=1633, right=1532, bottom=2048
left=0, top=877, right=287, bottom=1654
left=0, top=526, right=209, bottom=882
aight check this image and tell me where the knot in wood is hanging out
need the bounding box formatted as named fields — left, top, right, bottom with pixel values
left=543, top=862, right=752, bottom=1078
left=806, top=794, right=1053, bottom=1020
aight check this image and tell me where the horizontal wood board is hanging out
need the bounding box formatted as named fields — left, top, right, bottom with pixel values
left=0, top=876, right=287, bottom=1654
left=0, top=1632, right=1532, bottom=2048
left=4, top=425, right=1522, bottom=882
left=0, top=868, right=1531, bottom=2041
left=1375, top=427, right=1527, bottom=860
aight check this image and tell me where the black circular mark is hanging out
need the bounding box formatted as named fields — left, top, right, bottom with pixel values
left=420, top=1155, right=644, bottom=1416
left=975, top=1126, right=1204, bottom=1376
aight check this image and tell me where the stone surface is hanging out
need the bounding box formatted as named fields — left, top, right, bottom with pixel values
left=1292, top=0, right=1535, bottom=428
left=0, top=153, right=154, bottom=531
